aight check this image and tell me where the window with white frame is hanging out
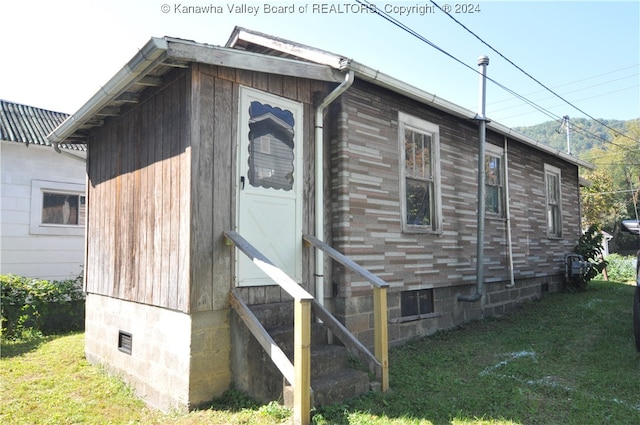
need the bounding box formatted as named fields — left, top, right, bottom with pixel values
left=485, top=144, right=504, bottom=217
left=399, top=112, right=441, bottom=233
left=544, top=164, right=562, bottom=238
left=30, top=180, right=86, bottom=236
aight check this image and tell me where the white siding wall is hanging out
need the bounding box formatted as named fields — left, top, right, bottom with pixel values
left=1, top=140, right=86, bottom=280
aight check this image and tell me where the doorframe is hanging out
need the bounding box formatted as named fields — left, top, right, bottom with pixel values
left=234, top=86, right=304, bottom=287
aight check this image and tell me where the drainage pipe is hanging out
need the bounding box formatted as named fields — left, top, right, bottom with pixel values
left=504, top=136, right=516, bottom=288
left=458, top=56, right=489, bottom=303
left=314, top=70, right=354, bottom=308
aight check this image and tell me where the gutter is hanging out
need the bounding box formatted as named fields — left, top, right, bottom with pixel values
left=52, top=142, right=87, bottom=163
left=314, top=70, right=354, bottom=308
left=346, top=61, right=593, bottom=170
left=47, top=37, right=169, bottom=145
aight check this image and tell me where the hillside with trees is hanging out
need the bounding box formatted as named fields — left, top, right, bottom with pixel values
left=514, top=118, right=628, bottom=157
left=516, top=118, right=640, bottom=255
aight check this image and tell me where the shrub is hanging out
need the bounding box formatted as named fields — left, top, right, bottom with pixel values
left=570, top=224, right=608, bottom=290
left=1, top=273, right=85, bottom=339
left=599, top=254, right=636, bottom=283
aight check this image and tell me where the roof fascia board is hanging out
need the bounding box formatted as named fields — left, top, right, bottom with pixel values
left=227, top=27, right=348, bottom=69
left=348, top=61, right=474, bottom=120
left=165, top=38, right=345, bottom=83
left=347, top=60, right=594, bottom=169
left=48, top=37, right=169, bottom=144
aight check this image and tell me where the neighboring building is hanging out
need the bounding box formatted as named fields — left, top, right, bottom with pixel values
left=1, top=100, right=86, bottom=281
left=48, top=28, right=593, bottom=412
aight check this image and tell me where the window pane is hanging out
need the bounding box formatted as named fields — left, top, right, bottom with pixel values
left=406, top=178, right=431, bottom=226
left=405, top=129, right=431, bottom=179
left=547, top=174, right=558, bottom=204
left=401, top=291, right=419, bottom=317
left=248, top=101, right=295, bottom=191
left=42, top=193, right=79, bottom=225
left=546, top=171, right=561, bottom=236
left=485, top=154, right=502, bottom=215
left=405, top=129, right=413, bottom=175
left=79, top=196, right=86, bottom=226
left=418, top=290, right=434, bottom=315
left=548, top=205, right=560, bottom=234
left=486, top=186, right=500, bottom=215
left=485, top=155, right=501, bottom=186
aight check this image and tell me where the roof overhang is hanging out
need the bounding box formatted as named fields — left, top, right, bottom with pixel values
left=48, top=36, right=345, bottom=145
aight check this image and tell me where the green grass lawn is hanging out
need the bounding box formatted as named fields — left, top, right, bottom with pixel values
left=2, top=280, right=640, bottom=424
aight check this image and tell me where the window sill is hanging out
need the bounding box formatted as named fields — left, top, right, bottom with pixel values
left=402, top=227, right=443, bottom=236
left=389, top=312, right=443, bottom=324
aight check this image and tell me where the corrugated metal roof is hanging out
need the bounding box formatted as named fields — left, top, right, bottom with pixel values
left=0, top=99, right=85, bottom=151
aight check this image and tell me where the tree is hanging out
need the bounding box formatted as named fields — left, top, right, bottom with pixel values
left=580, top=120, right=640, bottom=253
left=580, top=167, right=621, bottom=229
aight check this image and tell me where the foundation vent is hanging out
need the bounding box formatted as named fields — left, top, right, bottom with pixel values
left=118, top=331, right=132, bottom=355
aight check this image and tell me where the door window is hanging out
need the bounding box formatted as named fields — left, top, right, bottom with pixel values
left=248, top=101, right=295, bottom=191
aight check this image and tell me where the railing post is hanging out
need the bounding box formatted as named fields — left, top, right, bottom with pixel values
left=293, top=298, right=311, bottom=425
left=373, top=286, right=389, bottom=392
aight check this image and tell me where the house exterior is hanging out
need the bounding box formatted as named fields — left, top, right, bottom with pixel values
left=1, top=100, right=86, bottom=281
left=48, top=28, right=592, bottom=412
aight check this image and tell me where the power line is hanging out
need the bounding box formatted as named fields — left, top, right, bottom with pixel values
left=490, top=80, right=639, bottom=114
left=488, top=64, right=640, bottom=106
left=353, top=0, right=638, bottom=152
left=353, top=0, right=559, bottom=121
left=428, top=0, right=638, bottom=145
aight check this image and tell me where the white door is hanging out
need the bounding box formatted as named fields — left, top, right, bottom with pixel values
left=236, top=87, right=303, bottom=286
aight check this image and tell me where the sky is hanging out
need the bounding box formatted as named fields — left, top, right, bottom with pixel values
left=2, top=0, right=639, bottom=128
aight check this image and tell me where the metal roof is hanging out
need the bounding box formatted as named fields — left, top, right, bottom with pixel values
left=0, top=99, right=85, bottom=151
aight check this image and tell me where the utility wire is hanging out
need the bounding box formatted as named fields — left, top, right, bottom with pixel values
left=488, top=64, right=640, bottom=106
left=491, top=80, right=639, bottom=114
left=353, top=0, right=558, bottom=120
left=429, top=0, right=638, bottom=145
left=354, top=0, right=636, bottom=151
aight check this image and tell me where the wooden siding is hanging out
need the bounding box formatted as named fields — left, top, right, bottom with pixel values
left=189, top=63, right=333, bottom=311
left=86, top=70, right=191, bottom=311
left=86, top=64, right=333, bottom=312
left=330, top=80, right=582, bottom=296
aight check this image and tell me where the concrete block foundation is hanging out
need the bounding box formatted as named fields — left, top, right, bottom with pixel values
left=84, top=293, right=231, bottom=412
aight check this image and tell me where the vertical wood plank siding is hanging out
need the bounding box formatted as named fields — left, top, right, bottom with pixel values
left=86, top=71, right=191, bottom=311
left=189, top=63, right=329, bottom=310
left=86, top=63, right=334, bottom=312
left=330, top=80, right=581, bottom=296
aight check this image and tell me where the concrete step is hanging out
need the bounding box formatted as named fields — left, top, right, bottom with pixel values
left=249, top=302, right=293, bottom=330
left=243, top=302, right=372, bottom=407
left=270, top=322, right=328, bottom=355
left=283, top=367, right=371, bottom=407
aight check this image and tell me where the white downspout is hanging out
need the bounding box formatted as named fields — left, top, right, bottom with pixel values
left=314, top=70, right=354, bottom=307
left=504, top=136, right=515, bottom=288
